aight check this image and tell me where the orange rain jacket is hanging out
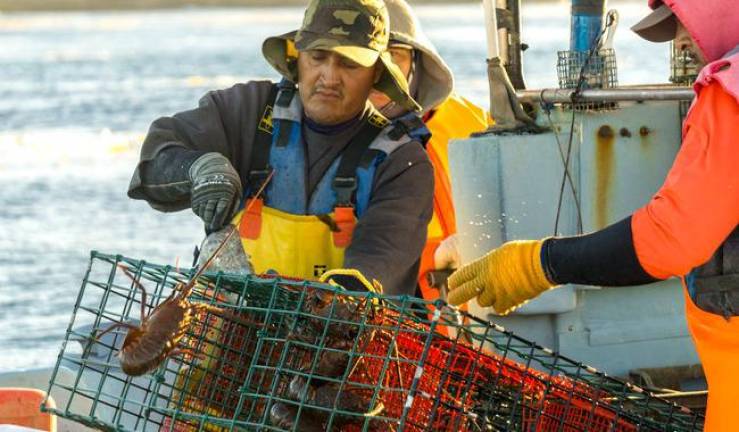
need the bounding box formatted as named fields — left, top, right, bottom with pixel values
left=630, top=1, right=739, bottom=428
left=632, top=81, right=739, bottom=431
left=417, top=93, right=494, bottom=301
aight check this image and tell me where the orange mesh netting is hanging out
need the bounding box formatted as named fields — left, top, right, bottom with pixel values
left=161, top=284, right=644, bottom=432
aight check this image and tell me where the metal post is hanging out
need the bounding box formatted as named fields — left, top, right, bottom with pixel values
left=495, top=0, right=509, bottom=67
left=516, top=87, right=695, bottom=104
left=484, top=0, right=539, bottom=132
left=570, top=0, right=607, bottom=52
left=505, top=0, right=526, bottom=89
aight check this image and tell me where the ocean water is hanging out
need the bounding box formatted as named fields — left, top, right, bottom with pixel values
left=0, top=2, right=669, bottom=372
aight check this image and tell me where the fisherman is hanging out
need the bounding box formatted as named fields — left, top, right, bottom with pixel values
left=127, top=0, right=434, bottom=295
left=368, top=0, right=494, bottom=301
left=447, top=1, right=739, bottom=428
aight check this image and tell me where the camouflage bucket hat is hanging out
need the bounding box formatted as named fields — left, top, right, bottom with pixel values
left=262, top=0, right=421, bottom=112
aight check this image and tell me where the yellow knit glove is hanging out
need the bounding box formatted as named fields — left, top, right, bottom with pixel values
left=446, top=240, right=556, bottom=315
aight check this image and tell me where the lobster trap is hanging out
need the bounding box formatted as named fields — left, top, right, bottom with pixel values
left=557, top=49, right=618, bottom=111
left=42, top=252, right=704, bottom=431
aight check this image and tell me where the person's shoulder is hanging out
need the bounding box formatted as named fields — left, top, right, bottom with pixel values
left=689, top=81, right=739, bottom=131
left=375, top=128, right=431, bottom=171
left=438, top=92, right=482, bottom=113
left=694, top=53, right=739, bottom=114
left=367, top=115, right=432, bottom=192
left=371, top=113, right=429, bottom=159
left=206, top=80, right=277, bottom=108
left=697, top=81, right=739, bottom=109
left=433, top=92, right=493, bottom=128
left=389, top=138, right=430, bottom=166
left=215, top=79, right=274, bottom=93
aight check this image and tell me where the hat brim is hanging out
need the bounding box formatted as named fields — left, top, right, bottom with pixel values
left=263, top=31, right=420, bottom=112
left=631, top=4, right=677, bottom=43
left=388, top=40, right=415, bottom=50
left=295, top=32, right=380, bottom=67
left=389, top=30, right=454, bottom=113
left=262, top=31, right=300, bottom=81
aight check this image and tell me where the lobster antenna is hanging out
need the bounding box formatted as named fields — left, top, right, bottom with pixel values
left=189, top=170, right=275, bottom=283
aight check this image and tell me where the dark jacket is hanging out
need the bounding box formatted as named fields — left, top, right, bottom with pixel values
left=128, top=80, right=434, bottom=296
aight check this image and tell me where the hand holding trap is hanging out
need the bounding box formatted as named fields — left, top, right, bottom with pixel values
left=42, top=252, right=704, bottom=431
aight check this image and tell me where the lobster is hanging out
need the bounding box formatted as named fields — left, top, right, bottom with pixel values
left=91, top=172, right=273, bottom=377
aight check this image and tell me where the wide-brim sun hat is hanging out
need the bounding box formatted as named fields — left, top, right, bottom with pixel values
left=262, top=0, right=421, bottom=112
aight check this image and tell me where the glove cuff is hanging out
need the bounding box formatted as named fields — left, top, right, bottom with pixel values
left=189, top=152, right=243, bottom=199
left=492, top=239, right=557, bottom=315
left=189, top=152, right=239, bottom=183
left=497, top=240, right=554, bottom=295
left=528, top=240, right=555, bottom=291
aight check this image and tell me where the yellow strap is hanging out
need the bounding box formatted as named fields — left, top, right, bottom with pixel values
left=319, top=268, right=383, bottom=294
left=286, top=39, right=298, bottom=60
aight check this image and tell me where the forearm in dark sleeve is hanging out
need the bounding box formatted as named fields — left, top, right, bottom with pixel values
left=129, top=81, right=274, bottom=210
left=128, top=91, right=238, bottom=210
left=542, top=216, right=660, bottom=286
left=131, top=147, right=206, bottom=211
left=343, top=144, right=434, bottom=296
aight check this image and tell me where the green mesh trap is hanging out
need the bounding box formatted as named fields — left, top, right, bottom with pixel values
left=42, top=252, right=704, bottom=431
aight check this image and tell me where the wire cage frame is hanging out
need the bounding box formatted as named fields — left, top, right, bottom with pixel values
left=557, top=49, right=618, bottom=90
left=42, top=252, right=704, bottom=432
left=669, top=42, right=700, bottom=87
left=557, top=49, right=618, bottom=111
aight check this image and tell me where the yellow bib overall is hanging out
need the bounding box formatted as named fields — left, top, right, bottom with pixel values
left=230, top=83, right=406, bottom=281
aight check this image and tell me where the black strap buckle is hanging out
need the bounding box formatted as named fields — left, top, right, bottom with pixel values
left=276, top=80, right=297, bottom=108
left=391, top=113, right=431, bottom=145
left=247, top=168, right=272, bottom=195
left=332, top=176, right=357, bottom=207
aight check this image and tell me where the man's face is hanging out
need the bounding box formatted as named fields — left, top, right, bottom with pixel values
left=674, top=21, right=706, bottom=68
left=298, top=50, right=379, bottom=125
left=369, top=47, right=413, bottom=110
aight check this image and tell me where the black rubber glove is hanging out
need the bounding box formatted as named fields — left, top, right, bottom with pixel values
left=188, top=152, right=243, bottom=233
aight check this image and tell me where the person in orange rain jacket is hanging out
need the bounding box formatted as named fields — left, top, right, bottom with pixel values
left=368, top=0, right=494, bottom=302
left=447, top=1, right=739, bottom=429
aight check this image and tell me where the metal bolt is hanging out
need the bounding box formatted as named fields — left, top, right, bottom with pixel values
left=597, top=125, right=614, bottom=138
